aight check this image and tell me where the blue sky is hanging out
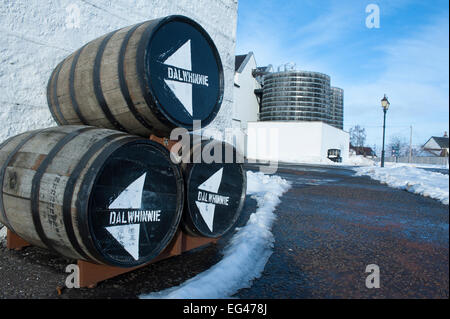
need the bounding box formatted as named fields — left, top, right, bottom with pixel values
left=236, top=0, right=449, bottom=149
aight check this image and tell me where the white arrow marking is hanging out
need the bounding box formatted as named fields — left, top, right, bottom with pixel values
left=196, top=168, right=224, bottom=232
left=198, top=168, right=223, bottom=193
left=106, top=224, right=140, bottom=260
left=164, top=79, right=193, bottom=116
left=109, top=173, right=147, bottom=209
left=163, top=39, right=192, bottom=71
left=163, top=39, right=194, bottom=117
left=195, top=201, right=216, bottom=232
left=106, top=173, right=147, bottom=260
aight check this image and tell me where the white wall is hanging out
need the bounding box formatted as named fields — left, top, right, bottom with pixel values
left=231, top=53, right=261, bottom=157
left=247, top=121, right=350, bottom=164
left=0, top=0, right=238, bottom=142
left=233, top=53, right=260, bottom=127
left=321, top=123, right=350, bottom=162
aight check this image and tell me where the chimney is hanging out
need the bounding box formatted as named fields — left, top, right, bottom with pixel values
left=444, top=131, right=448, bottom=138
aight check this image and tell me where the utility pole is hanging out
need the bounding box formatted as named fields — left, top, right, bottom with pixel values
left=409, top=126, right=412, bottom=163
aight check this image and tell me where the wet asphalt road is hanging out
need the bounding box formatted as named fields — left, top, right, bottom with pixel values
left=0, top=163, right=448, bottom=298
left=421, top=167, right=449, bottom=175
left=239, top=163, right=448, bottom=298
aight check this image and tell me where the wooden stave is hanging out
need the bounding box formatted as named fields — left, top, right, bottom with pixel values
left=47, top=19, right=171, bottom=136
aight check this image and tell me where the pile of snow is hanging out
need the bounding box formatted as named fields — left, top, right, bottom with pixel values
left=140, top=171, right=291, bottom=299
left=345, top=155, right=376, bottom=166
left=247, top=156, right=329, bottom=167
left=381, top=162, right=449, bottom=169
left=354, top=165, right=449, bottom=205
left=271, top=154, right=376, bottom=167
left=276, top=155, right=337, bottom=165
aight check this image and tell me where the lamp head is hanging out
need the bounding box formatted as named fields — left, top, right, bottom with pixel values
left=381, top=94, right=390, bottom=111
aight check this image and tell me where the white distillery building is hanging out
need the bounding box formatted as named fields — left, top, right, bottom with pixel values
left=232, top=56, right=349, bottom=163
left=0, top=0, right=238, bottom=142
left=233, top=52, right=261, bottom=129
left=247, top=121, right=349, bottom=164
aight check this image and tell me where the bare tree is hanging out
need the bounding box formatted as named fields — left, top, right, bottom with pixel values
left=372, top=144, right=378, bottom=157
left=388, top=136, right=409, bottom=157
left=349, top=125, right=366, bottom=147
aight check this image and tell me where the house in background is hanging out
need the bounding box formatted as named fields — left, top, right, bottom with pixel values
left=349, top=145, right=377, bottom=158
left=232, top=52, right=262, bottom=156
left=233, top=52, right=261, bottom=130
left=422, top=132, right=449, bottom=157
left=232, top=52, right=349, bottom=162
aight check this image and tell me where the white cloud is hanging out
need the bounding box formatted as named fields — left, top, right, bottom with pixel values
left=344, top=15, right=449, bottom=146
left=236, top=1, right=360, bottom=72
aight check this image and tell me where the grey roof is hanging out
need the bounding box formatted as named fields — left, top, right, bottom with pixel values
left=235, top=52, right=254, bottom=73
left=432, top=136, right=449, bottom=148
left=235, top=54, right=247, bottom=72
left=423, top=136, right=449, bottom=149
left=253, top=65, right=273, bottom=74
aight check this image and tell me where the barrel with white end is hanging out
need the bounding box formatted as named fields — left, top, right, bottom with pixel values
left=0, top=126, right=183, bottom=267
left=181, top=140, right=246, bottom=238
left=47, top=15, right=224, bottom=136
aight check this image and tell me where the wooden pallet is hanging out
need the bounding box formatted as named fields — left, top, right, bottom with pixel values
left=7, top=228, right=216, bottom=288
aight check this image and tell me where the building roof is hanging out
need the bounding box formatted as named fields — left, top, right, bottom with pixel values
left=423, top=136, right=449, bottom=149
left=235, top=52, right=254, bottom=73
left=350, top=145, right=376, bottom=156
left=235, top=54, right=247, bottom=72
left=432, top=137, right=449, bottom=148
left=252, top=65, right=273, bottom=76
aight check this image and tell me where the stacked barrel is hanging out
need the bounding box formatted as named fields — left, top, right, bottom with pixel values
left=0, top=15, right=246, bottom=268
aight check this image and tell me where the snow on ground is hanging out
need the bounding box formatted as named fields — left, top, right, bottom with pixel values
left=140, top=171, right=291, bottom=299
left=268, top=154, right=376, bottom=167
left=0, top=225, right=6, bottom=245
left=345, top=155, right=376, bottom=166
left=354, top=165, right=449, bottom=205
left=274, top=154, right=447, bottom=170
left=381, top=162, right=449, bottom=169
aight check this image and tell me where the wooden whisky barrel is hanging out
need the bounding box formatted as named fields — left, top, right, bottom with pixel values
left=0, top=126, right=184, bottom=268
left=180, top=139, right=246, bottom=238
left=47, top=15, right=224, bottom=136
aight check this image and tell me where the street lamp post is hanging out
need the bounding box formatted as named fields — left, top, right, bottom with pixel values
left=380, top=94, right=390, bottom=167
